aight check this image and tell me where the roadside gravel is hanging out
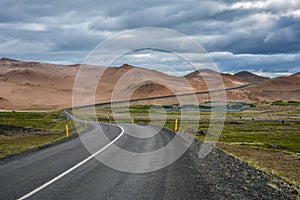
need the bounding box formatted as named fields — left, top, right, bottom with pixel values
left=190, top=140, right=298, bottom=199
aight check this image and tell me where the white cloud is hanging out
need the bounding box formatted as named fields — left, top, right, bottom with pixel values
left=0, top=23, right=46, bottom=31
left=229, top=0, right=300, bottom=13
left=285, top=9, right=300, bottom=18
left=253, top=71, right=293, bottom=78
left=230, top=1, right=265, bottom=10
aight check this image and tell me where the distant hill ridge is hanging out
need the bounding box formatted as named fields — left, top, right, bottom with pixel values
left=0, top=58, right=299, bottom=110
left=234, top=71, right=270, bottom=83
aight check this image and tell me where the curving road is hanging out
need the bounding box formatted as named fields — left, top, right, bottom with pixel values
left=0, top=122, right=295, bottom=200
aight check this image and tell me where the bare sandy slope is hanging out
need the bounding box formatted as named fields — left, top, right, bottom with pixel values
left=234, top=71, right=270, bottom=83
left=226, top=73, right=300, bottom=102
left=247, top=74, right=300, bottom=102
left=0, top=58, right=79, bottom=110
left=0, top=58, right=299, bottom=110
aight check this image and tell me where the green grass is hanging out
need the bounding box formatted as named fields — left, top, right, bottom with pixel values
left=0, top=111, right=65, bottom=129
left=193, top=111, right=300, bottom=153
left=269, top=100, right=300, bottom=106
left=219, top=121, right=300, bottom=153
left=129, top=105, right=152, bottom=110
left=0, top=111, right=77, bottom=158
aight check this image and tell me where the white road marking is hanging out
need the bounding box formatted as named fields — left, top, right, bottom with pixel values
left=18, top=124, right=125, bottom=200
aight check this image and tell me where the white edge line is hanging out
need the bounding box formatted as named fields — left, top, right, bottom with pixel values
left=18, top=124, right=125, bottom=200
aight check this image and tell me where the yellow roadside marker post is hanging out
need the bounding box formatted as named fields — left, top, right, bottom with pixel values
left=131, top=117, right=134, bottom=124
left=110, top=118, right=112, bottom=123
left=174, top=119, right=178, bottom=131
left=65, top=125, right=69, bottom=138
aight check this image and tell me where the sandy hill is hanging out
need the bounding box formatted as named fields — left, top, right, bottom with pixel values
left=291, top=72, right=300, bottom=78
left=234, top=71, right=270, bottom=83
left=226, top=72, right=300, bottom=102
left=246, top=73, right=300, bottom=101
left=185, top=69, right=247, bottom=89
left=0, top=58, right=299, bottom=110
left=0, top=58, right=79, bottom=110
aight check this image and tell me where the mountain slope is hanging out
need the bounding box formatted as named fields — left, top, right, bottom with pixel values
left=0, top=58, right=79, bottom=110
left=234, top=71, right=270, bottom=83
left=0, top=58, right=299, bottom=110
left=246, top=74, right=300, bottom=101
left=185, top=69, right=247, bottom=89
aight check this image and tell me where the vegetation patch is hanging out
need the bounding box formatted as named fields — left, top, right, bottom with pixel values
left=269, top=101, right=300, bottom=106
left=216, top=143, right=300, bottom=188
left=0, top=111, right=77, bottom=158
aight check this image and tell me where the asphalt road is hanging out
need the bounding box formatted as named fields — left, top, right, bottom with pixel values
left=0, top=122, right=296, bottom=200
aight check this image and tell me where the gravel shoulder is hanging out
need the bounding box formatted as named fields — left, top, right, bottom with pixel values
left=190, top=140, right=299, bottom=199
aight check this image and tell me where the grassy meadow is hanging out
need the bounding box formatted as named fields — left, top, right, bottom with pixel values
left=0, top=111, right=77, bottom=158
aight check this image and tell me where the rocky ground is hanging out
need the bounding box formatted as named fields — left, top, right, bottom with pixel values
left=190, top=140, right=299, bottom=199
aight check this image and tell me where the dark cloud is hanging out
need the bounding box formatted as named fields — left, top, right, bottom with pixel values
left=0, top=0, right=299, bottom=74
left=211, top=52, right=300, bottom=73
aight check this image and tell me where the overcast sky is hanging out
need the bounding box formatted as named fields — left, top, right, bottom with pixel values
left=0, top=0, right=300, bottom=77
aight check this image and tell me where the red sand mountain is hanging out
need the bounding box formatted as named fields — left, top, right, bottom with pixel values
left=185, top=69, right=247, bottom=89
left=0, top=58, right=78, bottom=110
left=246, top=73, right=300, bottom=101
left=226, top=72, right=300, bottom=102
left=234, top=71, right=270, bottom=83
left=0, top=58, right=299, bottom=110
